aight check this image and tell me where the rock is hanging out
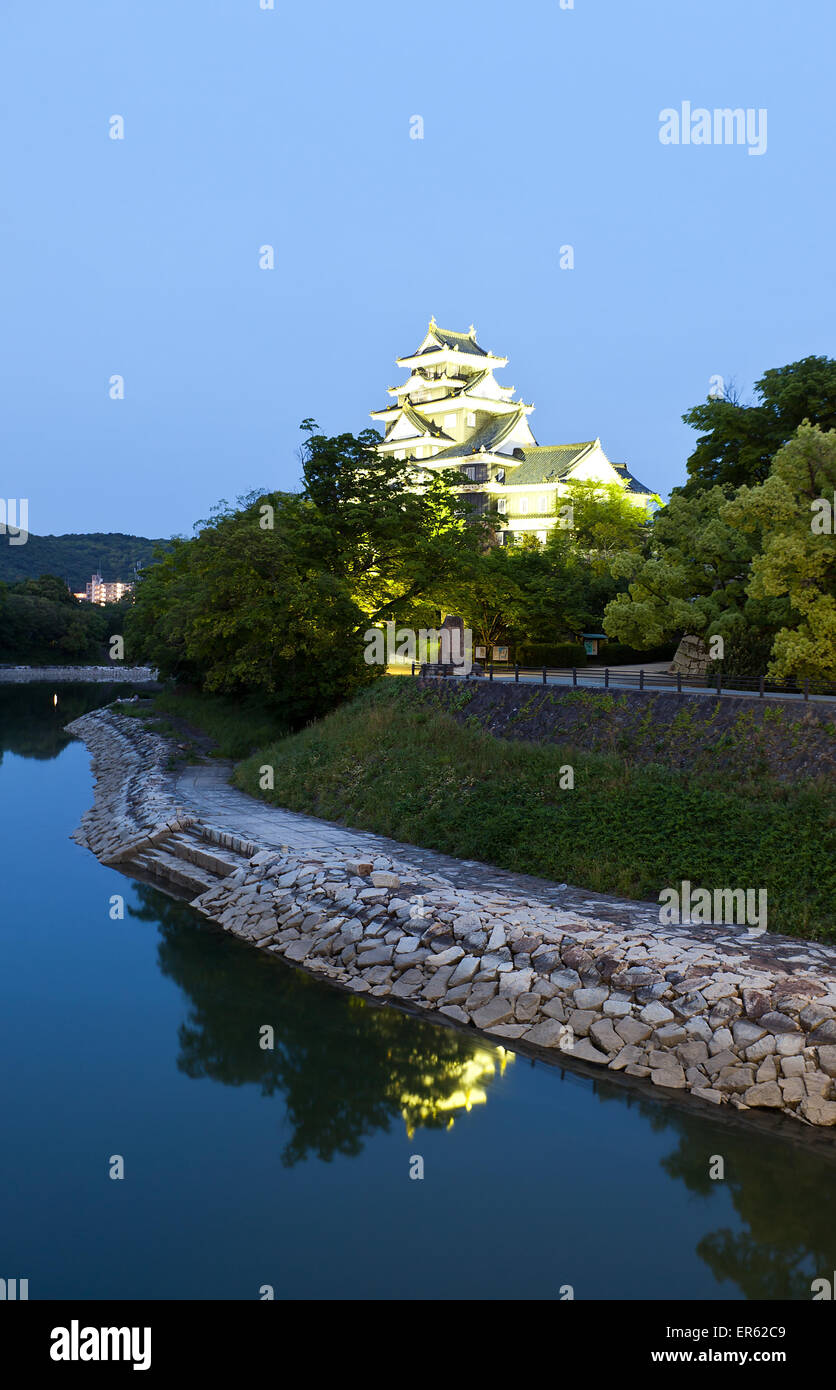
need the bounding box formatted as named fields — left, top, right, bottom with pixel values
left=624, top=1063, right=651, bottom=1077
left=709, top=997, right=743, bottom=1025
left=716, top=1065, right=756, bottom=1093
left=654, top=1022, right=688, bottom=1047
left=344, top=860, right=373, bottom=877
left=574, top=986, right=609, bottom=1010
left=776, top=1033, right=805, bottom=1056
left=808, top=1020, right=836, bottom=1047
left=391, top=968, right=425, bottom=997
left=608, top=1045, right=645, bottom=1071
left=531, top=948, right=560, bottom=972
left=515, top=992, right=541, bottom=1023
left=358, top=946, right=394, bottom=966
left=757, top=1011, right=800, bottom=1034
left=779, top=1077, right=805, bottom=1104
left=692, top=1086, right=725, bottom=1105
left=732, top=1019, right=766, bottom=1048
left=615, top=1016, right=652, bottom=1046
left=677, top=1041, right=709, bottom=1067
left=567, top=1009, right=597, bottom=1037
left=640, top=1001, right=674, bottom=1026
left=745, top=1035, right=777, bottom=1062
left=602, top=997, right=632, bottom=1017
left=422, top=967, right=454, bottom=1001
left=472, top=998, right=515, bottom=1030
left=426, top=946, right=464, bottom=969
left=800, top=1003, right=835, bottom=1031
left=467, top=982, right=498, bottom=1010
left=589, top=1019, right=622, bottom=1054
left=672, top=991, right=706, bottom=1020
left=741, top=988, right=771, bottom=1019
left=551, top=969, right=582, bottom=991
left=595, top=955, right=624, bottom=982
left=524, top=1018, right=570, bottom=1048
left=439, top=1004, right=470, bottom=1025
left=499, top=968, right=535, bottom=998
left=371, top=871, right=400, bottom=889
left=743, top=1082, right=783, bottom=1108
left=571, top=1038, right=610, bottom=1065
left=800, top=1096, right=836, bottom=1126
left=486, top=924, right=507, bottom=951
left=542, top=998, right=567, bottom=1022
left=756, top=1056, right=778, bottom=1083
left=817, top=1046, right=836, bottom=1078
left=490, top=1023, right=529, bottom=1039
left=804, top=1072, right=832, bottom=1098
left=709, top=1027, right=734, bottom=1054
left=652, top=1066, right=687, bottom=1089
left=449, top=954, right=480, bottom=986
left=283, top=940, right=310, bottom=963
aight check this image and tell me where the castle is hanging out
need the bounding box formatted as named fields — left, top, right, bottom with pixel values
left=371, top=318, right=657, bottom=543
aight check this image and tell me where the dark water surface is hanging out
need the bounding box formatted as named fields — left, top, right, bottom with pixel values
left=1, top=684, right=834, bottom=1301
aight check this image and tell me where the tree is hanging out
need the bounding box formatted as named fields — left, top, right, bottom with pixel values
left=679, top=356, right=836, bottom=495
left=126, top=426, right=487, bottom=723
left=722, top=424, right=836, bottom=683
left=602, top=487, right=786, bottom=662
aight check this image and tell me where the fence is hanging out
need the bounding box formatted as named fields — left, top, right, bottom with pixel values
left=409, top=662, right=836, bottom=703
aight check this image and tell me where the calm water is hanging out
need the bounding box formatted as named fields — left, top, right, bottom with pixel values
left=1, top=684, right=834, bottom=1301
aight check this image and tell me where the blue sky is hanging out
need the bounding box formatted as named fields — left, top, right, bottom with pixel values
left=3, top=0, right=834, bottom=539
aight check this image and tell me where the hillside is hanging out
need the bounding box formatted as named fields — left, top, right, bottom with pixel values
left=0, top=532, right=170, bottom=591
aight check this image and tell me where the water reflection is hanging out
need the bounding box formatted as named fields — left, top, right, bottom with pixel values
left=129, top=880, right=836, bottom=1298
left=0, top=682, right=150, bottom=761
left=129, top=884, right=513, bottom=1165
left=589, top=1076, right=833, bottom=1298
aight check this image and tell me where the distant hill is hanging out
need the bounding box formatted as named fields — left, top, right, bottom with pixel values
left=0, top=532, right=171, bottom=592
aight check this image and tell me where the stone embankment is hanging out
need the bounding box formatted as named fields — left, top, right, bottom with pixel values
left=67, top=707, right=836, bottom=1130
left=0, top=665, right=158, bottom=683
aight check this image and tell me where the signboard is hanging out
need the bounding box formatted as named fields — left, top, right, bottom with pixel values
left=492, top=646, right=509, bottom=662
left=475, top=646, right=486, bottom=659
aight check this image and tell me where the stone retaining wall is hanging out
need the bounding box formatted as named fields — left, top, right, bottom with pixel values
left=66, top=707, right=836, bottom=1130
left=0, top=665, right=158, bottom=683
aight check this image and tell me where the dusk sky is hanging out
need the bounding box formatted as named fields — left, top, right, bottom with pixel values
left=4, top=0, right=834, bottom=538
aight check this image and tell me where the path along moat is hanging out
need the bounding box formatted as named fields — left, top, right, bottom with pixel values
left=1, top=683, right=834, bottom=1300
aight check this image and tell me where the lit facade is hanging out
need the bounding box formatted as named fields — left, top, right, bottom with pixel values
left=371, top=319, right=658, bottom=542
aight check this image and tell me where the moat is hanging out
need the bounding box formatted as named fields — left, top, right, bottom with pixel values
left=1, top=683, right=834, bottom=1300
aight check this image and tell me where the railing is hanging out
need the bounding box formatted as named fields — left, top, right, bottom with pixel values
left=409, top=663, right=836, bottom=702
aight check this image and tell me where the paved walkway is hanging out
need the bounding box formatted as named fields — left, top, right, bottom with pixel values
left=174, top=762, right=706, bottom=935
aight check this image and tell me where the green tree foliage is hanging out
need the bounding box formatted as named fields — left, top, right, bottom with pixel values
left=126, top=426, right=486, bottom=724
left=0, top=532, right=168, bottom=591
left=723, top=424, right=836, bottom=683
left=679, top=356, right=836, bottom=495
left=600, top=489, right=784, bottom=661
left=0, top=575, right=128, bottom=663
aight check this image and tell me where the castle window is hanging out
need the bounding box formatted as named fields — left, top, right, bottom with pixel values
left=539, top=495, right=548, bottom=513
left=466, top=412, right=476, bottom=427
left=497, top=498, right=506, bottom=515
left=444, top=414, right=456, bottom=431
left=519, top=497, right=528, bottom=514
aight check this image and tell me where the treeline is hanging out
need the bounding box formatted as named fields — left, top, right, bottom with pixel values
left=0, top=531, right=169, bottom=592
left=0, top=576, right=131, bottom=664
left=125, top=356, right=836, bottom=726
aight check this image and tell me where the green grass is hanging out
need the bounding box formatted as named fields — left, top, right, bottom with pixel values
left=231, top=678, right=836, bottom=940
left=114, top=687, right=289, bottom=760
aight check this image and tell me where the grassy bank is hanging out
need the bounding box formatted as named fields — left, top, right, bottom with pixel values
left=228, top=678, right=835, bottom=940
left=119, top=687, right=289, bottom=760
